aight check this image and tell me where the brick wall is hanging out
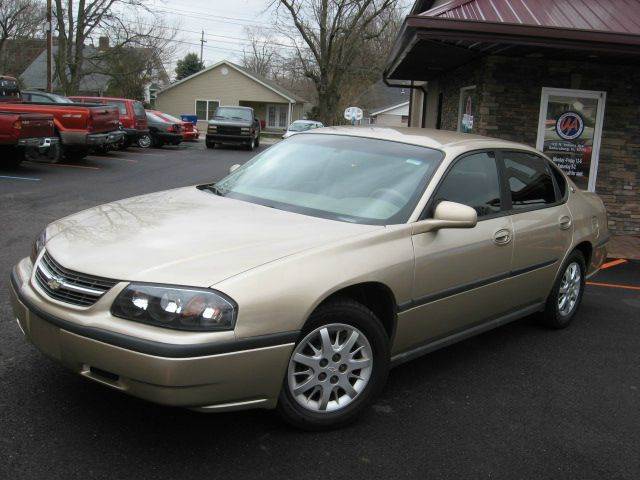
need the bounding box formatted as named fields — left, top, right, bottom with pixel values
left=434, top=56, right=640, bottom=235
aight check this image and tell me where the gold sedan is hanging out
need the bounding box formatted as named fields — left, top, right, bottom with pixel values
left=10, top=127, right=608, bottom=429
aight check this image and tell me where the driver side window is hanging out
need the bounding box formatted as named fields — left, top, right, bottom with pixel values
left=434, top=152, right=502, bottom=218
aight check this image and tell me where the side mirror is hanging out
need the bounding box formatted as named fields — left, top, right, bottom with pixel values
left=229, top=163, right=241, bottom=174
left=411, top=201, right=478, bottom=235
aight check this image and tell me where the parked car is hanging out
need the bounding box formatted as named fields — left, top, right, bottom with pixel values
left=0, top=79, right=122, bottom=162
left=0, top=111, right=57, bottom=167
left=11, top=128, right=608, bottom=430
left=282, top=119, right=323, bottom=139
left=154, top=112, right=199, bottom=141
left=69, top=96, right=148, bottom=149
left=205, top=105, right=260, bottom=150
left=144, top=110, right=182, bottom=148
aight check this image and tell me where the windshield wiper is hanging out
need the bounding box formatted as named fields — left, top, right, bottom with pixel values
left=203, top=183, right=227, bottom=196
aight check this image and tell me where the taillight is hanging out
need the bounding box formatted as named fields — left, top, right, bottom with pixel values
left=12, top=119, right=22, bottom=130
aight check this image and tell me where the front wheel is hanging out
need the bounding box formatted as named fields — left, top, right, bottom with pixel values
left=277, top=299, right=389, bottom=430
left=247, top=137, right=256, bottom=151
left=539, top=251, right=586, bottom=329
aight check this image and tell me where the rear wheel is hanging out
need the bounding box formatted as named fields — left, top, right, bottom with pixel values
left=137, top=134, right=151, bottom=149
left=539, top=251, right=586, bottom=329
left=25, top=140, right=62, bottom=164
left=206, top=140, right=216, bottom=149
left=277, top=298, right=389, bottom=430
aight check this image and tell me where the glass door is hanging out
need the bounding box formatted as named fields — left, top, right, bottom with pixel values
left=536, top=88, right=606, bottom=191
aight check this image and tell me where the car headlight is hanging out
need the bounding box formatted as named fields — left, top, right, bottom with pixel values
left=30, top=229, right=47, bottom=263
left=111, top=283, right=237, bottom=331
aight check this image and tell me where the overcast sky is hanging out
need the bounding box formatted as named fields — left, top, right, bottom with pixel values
left=148, top=0, right=283, bottom=71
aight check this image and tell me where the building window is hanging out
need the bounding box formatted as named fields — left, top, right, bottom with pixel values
left=195, top=100, right=219, bottom=121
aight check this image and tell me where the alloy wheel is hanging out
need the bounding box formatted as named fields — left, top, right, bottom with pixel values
left=558, top=261, right=581, bottom=317
left=138, top=135, right=151, bottom=148
left=287, top=323, right=373, bottom=413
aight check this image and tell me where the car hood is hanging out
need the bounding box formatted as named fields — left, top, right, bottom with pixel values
left=44, top=187, right=379, bottom=287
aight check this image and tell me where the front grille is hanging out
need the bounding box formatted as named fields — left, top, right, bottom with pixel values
left=35, top=251, right=118, bottom=307
left=216, top=126, right=242, bottom=136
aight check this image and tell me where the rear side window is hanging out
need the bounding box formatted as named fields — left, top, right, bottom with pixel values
left=107, top=101, right=127, bottom=115
left=502, top=151, right=556, bottom=209
left=434, top=152, right=501, bottom=217
left=133, top=101, right=145, bottom=117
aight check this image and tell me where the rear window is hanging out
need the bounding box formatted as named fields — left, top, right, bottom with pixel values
left=133, top=101, right=145, bottom=117
left=503, top=151, right=557, bottom=209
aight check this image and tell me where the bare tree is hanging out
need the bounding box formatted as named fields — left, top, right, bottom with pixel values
left=271, top=0, right=402, bottom=124
left=241, top=26, right=278, bottom=78
left=101, top=17, right=177, bottom=99
left=0, top=0, right=45, bottom=69
left=52, top=0, right=154, bottom=94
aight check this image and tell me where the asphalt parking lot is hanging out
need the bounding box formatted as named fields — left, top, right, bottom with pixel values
left=1, top=142, right=639, bottom=480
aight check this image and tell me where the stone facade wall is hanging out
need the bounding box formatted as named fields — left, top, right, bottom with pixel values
left=433, top=56, right=640, bottom=235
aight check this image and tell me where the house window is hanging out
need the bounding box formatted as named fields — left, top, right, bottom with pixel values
left=195, top=100, right=219, bottom=121
left=457, top=86, right=477, bottom=133
left=267, top=104, right=289, bottom=129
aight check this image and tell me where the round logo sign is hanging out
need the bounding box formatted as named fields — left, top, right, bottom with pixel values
left=555, top=111, right=584, bottom=140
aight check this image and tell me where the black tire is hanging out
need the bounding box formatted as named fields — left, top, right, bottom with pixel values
left=247, top=137, right=256, bottom=151
left=539, top=250, right=586, bottom=329
left=151, top=136, right=164, bottom=148
left=277, top=298, right=390, bottom=430
left=255, top=135, right=260, bottom=148
left=137, top=134, right=152, bottom=149
left=25, top=138, right=63, bottom=164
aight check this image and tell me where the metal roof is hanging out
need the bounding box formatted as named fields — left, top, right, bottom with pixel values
left=423, top=0, right=640, bottom=34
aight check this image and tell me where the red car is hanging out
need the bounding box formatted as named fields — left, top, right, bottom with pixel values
left=70, top=96, right=149, bottom=148
left=0, top=77, right=122, bottom=162
left=154, top=112, right=199, bottom=141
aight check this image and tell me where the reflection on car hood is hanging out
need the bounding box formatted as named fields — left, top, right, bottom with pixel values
left=44, top=187, right=378, bottom=287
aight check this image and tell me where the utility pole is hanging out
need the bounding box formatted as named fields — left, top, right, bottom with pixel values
left=46, top=0, right=52, bottom=92
left=200, top=30, right=207, bottom=66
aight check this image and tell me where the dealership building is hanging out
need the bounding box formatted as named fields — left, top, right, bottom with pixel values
left=385, top=0, right=640, bottom=235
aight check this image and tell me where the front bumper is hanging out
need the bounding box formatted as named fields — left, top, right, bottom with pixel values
left=9, top=259, right=295, bottom=411
left=206, top=133, right=252, bottom=144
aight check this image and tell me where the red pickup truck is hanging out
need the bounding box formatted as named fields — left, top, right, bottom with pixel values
left=70, top=96, right=149, bottom=148
left=0, top=76, right=123, bottom=162
left=0, top=111, right=58, bottom=167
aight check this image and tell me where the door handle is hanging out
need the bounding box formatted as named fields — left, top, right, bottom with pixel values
left=559, top=215, right=572, bottom=230
left=493, top=229, right=512, bottom=245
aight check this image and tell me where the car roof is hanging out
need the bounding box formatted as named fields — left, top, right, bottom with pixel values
left=68, top=96, right=134, bottom=101
left=307, top=126, right=540, bottom=154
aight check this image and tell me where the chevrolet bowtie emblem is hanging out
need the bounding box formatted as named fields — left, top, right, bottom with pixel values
left=47, top=277, right=63, bottom=290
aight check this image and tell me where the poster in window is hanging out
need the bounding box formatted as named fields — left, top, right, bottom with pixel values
left=458, top=87, right=477, bottom=134
left=542, top=96, right=598, bottom=190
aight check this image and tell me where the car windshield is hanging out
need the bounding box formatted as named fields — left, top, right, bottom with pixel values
left=288, top=121, right=316, bottom=132
left=213, top=107, right=253, bottom=121
left=212, top=134, right=443, bottom=225
left=50, top=93, right=73, bottom=103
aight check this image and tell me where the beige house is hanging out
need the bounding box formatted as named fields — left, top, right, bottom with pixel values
left=369, top=101, right=409, bottom=127
left=156, top=60, right=306, bottom=132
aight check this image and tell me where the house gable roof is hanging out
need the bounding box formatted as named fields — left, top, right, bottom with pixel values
left=158, top=60, right=306, bottom=103
left=370, top=101, right=410, bottom=116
